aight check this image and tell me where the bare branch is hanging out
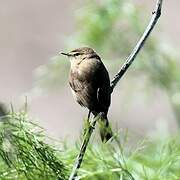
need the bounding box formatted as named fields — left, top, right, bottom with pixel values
left=69, top=0, right=164, bottom=179
left=110, top=0, right=163, bottom=91
left=69, top=114, right=101, bottom=180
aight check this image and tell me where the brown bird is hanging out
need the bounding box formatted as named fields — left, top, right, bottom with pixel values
left=61, top=47, right=113, bottom=142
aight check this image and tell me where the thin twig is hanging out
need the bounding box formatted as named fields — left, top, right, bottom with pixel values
left=110, top=0, right=163, bottom=91
left=69, top=114, right=102, bottom=180
left=69, top=0, right=163, bottom=179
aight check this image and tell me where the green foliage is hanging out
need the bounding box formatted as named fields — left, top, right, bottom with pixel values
left=0, top=111, right=68, bottom=180
left=73, top=0, right=143, bottom=57
left=63, top=131, right=180, bottom=180
left=0, top=111, right=180, bottom=179
left=131, top=138, right=180, bottom=180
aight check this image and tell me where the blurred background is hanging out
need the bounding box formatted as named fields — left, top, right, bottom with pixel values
left=0, top=0, right=179, bottom=140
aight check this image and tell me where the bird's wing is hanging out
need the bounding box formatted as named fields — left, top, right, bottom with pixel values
left=69, top=70, right=94, bottom=107
left=96, top=63, right=111, bottom=112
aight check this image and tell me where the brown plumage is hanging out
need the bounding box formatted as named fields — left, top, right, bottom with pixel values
left=61, top=47, right=113, bottom=142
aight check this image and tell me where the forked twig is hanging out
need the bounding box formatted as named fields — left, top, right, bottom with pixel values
left=69, top=0, right=164, bottom=179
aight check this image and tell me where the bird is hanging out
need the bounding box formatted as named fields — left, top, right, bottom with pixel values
left=61, top=47, right=113, bottom=142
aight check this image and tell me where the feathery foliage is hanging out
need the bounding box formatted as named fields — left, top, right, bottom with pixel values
left=0, top=111, right=180, bottom=179
left=0, top=111, right=67, bottom=180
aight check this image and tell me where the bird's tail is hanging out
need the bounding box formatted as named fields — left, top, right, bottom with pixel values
left=98, top=114, right=113, bottom=143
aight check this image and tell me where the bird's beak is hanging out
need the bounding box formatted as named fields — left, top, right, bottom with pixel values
left=60, top=52, right=70, bottom=56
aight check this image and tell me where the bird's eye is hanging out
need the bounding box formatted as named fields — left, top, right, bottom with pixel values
left=74, top=53, right=81, bottom=56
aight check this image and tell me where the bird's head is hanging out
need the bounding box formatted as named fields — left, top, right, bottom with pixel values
left=60, top=47, right=98, bottom=62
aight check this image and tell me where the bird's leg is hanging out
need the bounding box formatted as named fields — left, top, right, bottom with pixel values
left=83, top=110, right=91, bottom=136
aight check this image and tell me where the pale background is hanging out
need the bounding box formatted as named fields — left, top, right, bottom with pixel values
left=0, top=0, right=179, bottom=139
